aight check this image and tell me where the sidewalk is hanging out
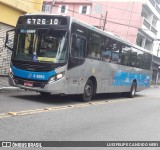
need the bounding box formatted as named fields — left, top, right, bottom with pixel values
left=150, top=84, right=160, bottom=88
left=0, top=75, right=20, bottom=92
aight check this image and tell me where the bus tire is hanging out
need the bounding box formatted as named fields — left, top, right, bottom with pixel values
left=82, top=79, right=94, bottom=102
left=128, top=81, right=137, bottom=98
left=39, top=92, right=51, bottom=97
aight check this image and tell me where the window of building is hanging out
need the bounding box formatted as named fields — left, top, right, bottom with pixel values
left=136, top=33, right=144, bottom=47
left=152, top=17, right=157, bottom=27
left=79, top=6, right=90, bottom=14
left=82, top=6, right=87, bottom=14
left=58, top=5, right=68, bottom=14
left=61, top=5, right=66, bottom=13
left=42, top=4, right=51, bottom=13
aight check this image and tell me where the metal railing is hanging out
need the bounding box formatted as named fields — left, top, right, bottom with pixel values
left=149, top=0, right=160, bottom=14
left=143, top=18, right=158, bottom=35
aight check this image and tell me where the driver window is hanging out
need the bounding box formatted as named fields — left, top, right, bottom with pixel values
left=71, top=34, right=86, bottom=58
left=41, top=35, right=57, bottom=57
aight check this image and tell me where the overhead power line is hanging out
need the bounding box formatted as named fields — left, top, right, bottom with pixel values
left=53, top=4, right=158, bottom=33
left=96, top=3, right=141, bottom=14
left=19, top=0, right=156, bottom=33
left=53, top=4, right=142, bottom=30
left=21, top=0, right=141, bottom=14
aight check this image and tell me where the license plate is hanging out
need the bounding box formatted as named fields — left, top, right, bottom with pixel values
left=24, top=82, right=33, bottom=87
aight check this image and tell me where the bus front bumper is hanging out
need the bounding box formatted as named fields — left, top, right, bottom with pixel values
left=9, top=74, right=68, bottom=94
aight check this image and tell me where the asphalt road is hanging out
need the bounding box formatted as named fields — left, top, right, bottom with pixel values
left=0, top=88, right=160, bottom=150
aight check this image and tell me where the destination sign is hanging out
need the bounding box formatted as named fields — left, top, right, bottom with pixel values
left=17, top=16, right=68, bottom=26
left=27, top=18, right=59, bottom=25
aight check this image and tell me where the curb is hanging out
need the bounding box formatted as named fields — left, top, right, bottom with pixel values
left=2, top=87, right=20, bottom=91
left=0, top=86, right=22, bottom=92
left=150, top=85, right=160, bottom=88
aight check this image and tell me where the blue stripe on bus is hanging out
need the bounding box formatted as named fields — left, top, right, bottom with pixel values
left=113, top=71, right=150, bottom=87
left=12, top=66, right=56, bottom=81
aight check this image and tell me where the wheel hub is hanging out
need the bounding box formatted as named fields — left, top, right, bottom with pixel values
left=85, top=85, right=91, bottom=96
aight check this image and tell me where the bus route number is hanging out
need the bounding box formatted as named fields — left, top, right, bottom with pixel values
left=27, top=18, right=58, bottom=25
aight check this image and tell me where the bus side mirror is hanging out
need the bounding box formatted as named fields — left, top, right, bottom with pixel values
left=5, top=29, right=15, bottom=51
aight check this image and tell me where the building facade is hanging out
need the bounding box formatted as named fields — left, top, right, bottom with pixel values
left=43, top=0, right=160, bottom=50
left=0, top=0, right=43, bottom=74
left=42, top=0, right=160, bottom=83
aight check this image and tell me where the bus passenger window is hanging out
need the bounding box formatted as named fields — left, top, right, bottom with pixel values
left=121, top=46, right=130, bottom=66
left=129, top=48, right=138, bottom=67
left=102, top=38, right=121, bottom=64
left=87, top=33, right=101, bottom=60
left=111, top=51, right=120, bottom=64
left=71, top=34, right=86, bottom=58
left=102, top=50, right=111, bottom=62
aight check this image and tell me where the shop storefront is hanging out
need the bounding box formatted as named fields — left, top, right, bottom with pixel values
left=0, top=22, right=13, bottom=74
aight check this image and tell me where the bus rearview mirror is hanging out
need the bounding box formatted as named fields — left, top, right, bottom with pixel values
left=5, top=29, right=15, bottom=51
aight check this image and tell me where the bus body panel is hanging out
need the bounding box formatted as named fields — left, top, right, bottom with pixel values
left=9, top=64, right=69, bottom=94
left=64, top=58, right=151, bottom=95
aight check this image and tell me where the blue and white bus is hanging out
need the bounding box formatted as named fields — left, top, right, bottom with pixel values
left=5, top=14, right=152, bottom=102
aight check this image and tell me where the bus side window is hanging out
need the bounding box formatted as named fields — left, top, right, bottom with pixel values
left=102, top=37, right=111, bottom=62
left=121, top=45, right=130, bottom=66
left=110, top=42, right=120, bottom=64
left=71, top=34, right=86, bottom=58
left=102, top=50, right=111, bottom=62
left=129, top=48, right=138, bottom=67
left=87, top=33, right=101, bottom=60
left=102, top=38, right=121, bottom=64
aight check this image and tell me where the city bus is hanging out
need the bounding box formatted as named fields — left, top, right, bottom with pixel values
left=5, top=14, right=152, bottom=102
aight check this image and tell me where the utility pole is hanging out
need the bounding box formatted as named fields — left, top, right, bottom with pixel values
left=50, top=0, right=55, bottom=14
left=103, top=11, right=108, bottom=31
left=99, top=14, right=103, bottom=29
left=126, top=1, right=134, bottom=39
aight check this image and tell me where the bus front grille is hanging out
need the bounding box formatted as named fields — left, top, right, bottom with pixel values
left=13, top=76, right=47, bottom=88
left=12, top=61, right=53, bottom=72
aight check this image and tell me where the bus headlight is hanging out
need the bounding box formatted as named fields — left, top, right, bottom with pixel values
left=9, top=67, right=12, bottom=74
left=56, top=73, right=63, bottom=79
left=49, top=72, right=65, bottom=83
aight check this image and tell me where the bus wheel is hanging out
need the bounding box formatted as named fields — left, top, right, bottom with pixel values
left=82, top=79, right=94, bottom=102
left=128, top=81, right=137, bottom=98
left=39, top=92, right=51, bottom=97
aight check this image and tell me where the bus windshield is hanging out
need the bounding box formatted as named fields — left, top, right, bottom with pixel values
left=15, top=29, right=68, bottom=63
